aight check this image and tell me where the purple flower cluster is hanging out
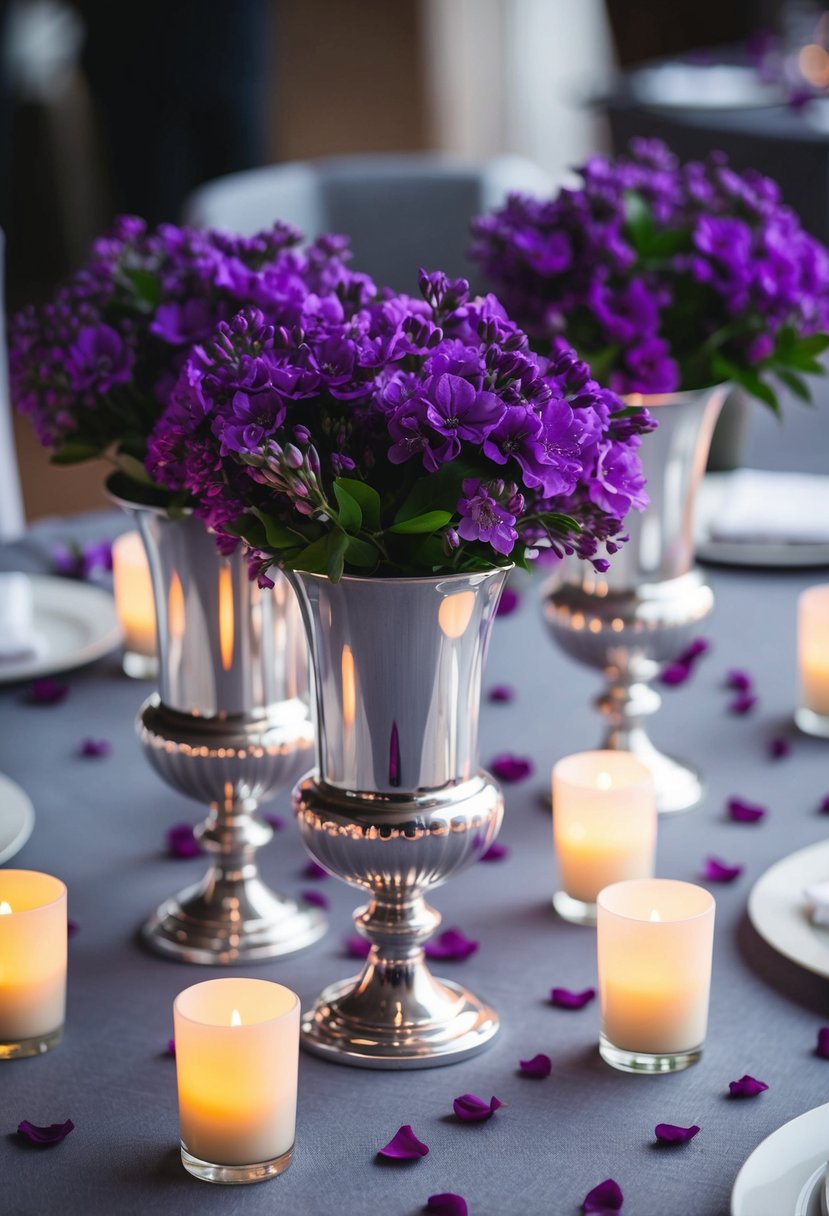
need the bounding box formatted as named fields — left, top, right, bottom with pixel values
left=470, top=140, right=829, bottom=405
left=148, top=269, right=651, bottom=579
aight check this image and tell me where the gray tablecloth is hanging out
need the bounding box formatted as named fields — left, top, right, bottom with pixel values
left=2, top=400, right=829, bottom=1216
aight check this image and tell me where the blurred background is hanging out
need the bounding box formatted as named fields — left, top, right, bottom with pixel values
left=5, top=0, right=827, bottom=517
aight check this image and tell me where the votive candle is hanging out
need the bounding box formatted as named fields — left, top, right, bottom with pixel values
left=797, top=585, right=829, bottom=736
left=0, top=870, right=67, bottom=1058
left=112, top=531, right=157, bottom=678
left=174, top=977, right=300, bottom=1184
left=552, top=750, right=657, bottom=925
left=597, top=879, right=715, bottom=1073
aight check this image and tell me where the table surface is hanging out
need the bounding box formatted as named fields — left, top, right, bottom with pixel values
left=2, top=398, right=829, bottom=1216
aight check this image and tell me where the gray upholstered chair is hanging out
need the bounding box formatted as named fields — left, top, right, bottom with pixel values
left=182, top=152, right=552, bottom=293
left=0, top=230, right=24, bottom=540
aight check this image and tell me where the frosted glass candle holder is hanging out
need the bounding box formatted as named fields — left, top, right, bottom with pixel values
left=552, top=750, right=657, bottom=926
left=597, top=879, right=715, bottom=1074
left=0, top=870, right=67, bottom=1058
left=112, top=531, right=158, bottom=680
left=796, top=585, right=829, bottom=738
left=174, top=978, right=300, bottom=1184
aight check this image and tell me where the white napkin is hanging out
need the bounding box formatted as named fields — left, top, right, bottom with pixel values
left=709, top=470, right=829, bottom=545
left=0, top=573, right=44, bottom=663
left=805, top=881, right=829, bottom=927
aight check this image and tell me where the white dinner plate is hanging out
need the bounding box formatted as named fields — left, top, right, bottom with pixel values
left=630, top=64, right=785, bottom=111
left=695, top=473, right=829, bottom=568
left=0, top=575, right=121, bottom=684
left=748, top=840, right=829, bottom=980
left=0, top=773, right=35, bottom=864
left=731, top=1103, right=829, bottom=1215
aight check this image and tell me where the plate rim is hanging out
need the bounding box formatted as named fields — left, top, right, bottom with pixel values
left=748, top=839, right=829, bottom=980
left=695, top=472, right=829, bottom=568
left=0, top=574, right=122, bottom=685
left=731, top=1101, right=829, bottom=1215
left=0, top=773, right=35, bottom=865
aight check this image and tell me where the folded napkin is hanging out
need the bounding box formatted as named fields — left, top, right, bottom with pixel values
left=805, top=881, right=829, bottom=927
left=0, top=573, right=44, bottom=663
left=709, top=470, right=829, bottom=545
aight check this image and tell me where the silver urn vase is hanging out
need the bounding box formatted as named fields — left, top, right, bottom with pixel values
left=289, top=567, right=507, bottom=1069
left=113, top=483, right=325, bottom=964
left=542, top=385, right=728, bottom=814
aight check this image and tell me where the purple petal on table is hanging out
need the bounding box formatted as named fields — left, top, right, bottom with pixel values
left=480, top=841, right=509, bottom=862
left=17, top=1119, right=74, bottom=1146
left=167, top=1039, right=176, bottom=1057
left=727, top=797, right=766, bottom=824
left=301, top=889, right=329, bottom=909
left=820, top=796, right=829, bottom=815
left=424, top=928, right=479, bottom=962
left=583, top=1178, right=623, bottom=1212
left=496, top=586, right=521, bottom=617
left=452, top=1093, right=504, bottom=1122
left=519, top=1053, right=552, bottom=1078
left=487, top=683, right=515, bottom=704
left=26, top=678, right=69, bottom=705
left=377, top=1124, right=429, bottom=1160
left=78, top=738, right=111, bottom=759
left=261, top=813, right=285, bottom=831
left=52, top=542, right=83, bottom=578
left=816, top=1028, right=829, bottom=1059
left=426, top=1194, right=468, bottom=1216
left=677, top=638, right=710, bottom=665
left=550, top=986, right=596, bottom=1010
left=490, top=753, right=534, bottom=783
left=344, top=934, right=372, bottom=960
left=700, top=856, right=743, bottom=883
left=728, top=693, right=757, bottom=715
left=166, top=823, right=202, bottom=859
left=728, top=1075, right=768, bottom=1098
left=302, top=860, right=329, bottom=881
left=725, top=669, right=753, bottom=692
left=67, top=920, right=79, bottom=937
left=766, top=737, right=792, bottom=760
left=654, top=1123, right=700, bottom=1144
left=659, top=662, right=691, bottom=687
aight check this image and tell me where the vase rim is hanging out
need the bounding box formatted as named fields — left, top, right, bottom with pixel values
left=105, top=471, right=192, bottom=517
left=622, top=382, right=730, bottom=408
left=288, top=564, right=514, bottom=587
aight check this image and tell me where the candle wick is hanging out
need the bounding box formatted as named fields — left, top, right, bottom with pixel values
left=648, top=909, right=661, bottom=922
left=0, top=901, right=12, bottom=915
left=230, top=1008, right=242, bottom=1027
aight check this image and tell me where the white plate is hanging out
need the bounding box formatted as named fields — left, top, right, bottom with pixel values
left=695, top=473, right=829, bottom=568
left=731, top=1103, right=829, bottom=1215
left=630, top=64, right=785, bottom=111
left=748, top=840, right=829, bottom=980
left=0, top=575, right=121, bottom=684
left=0, top=773, right=35, bottom=864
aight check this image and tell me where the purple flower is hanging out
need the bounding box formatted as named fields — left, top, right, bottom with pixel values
left=550, top=986, right=596, bottom=1010
left=728, top=1075, right=768, bottom=1098
left=17, top=1119, right=74, bottom=1146
left=425, top=374, right=503, bottom=454
left=457, top=479, right=518, bottom=556
left=377, top=1125, right=429, bottom=1160
left=52, top=538, right=113, bottom=580
left=67, top=324, right=133, bottom=393
left=583, top=1178, right=624, bottom=1213
left=78, top=738, right=111, bottom=759
left=701, top=857, right=744, bottom=883
left=344, top=934, right=372, bottom=960
left=767, top=737, right=792, bottom=760
left=490, top=753, right=534, bottom=783
left=26, top=678, right=68, bottom=705
left=729, top=693, right=758, bottom=715
left=301, top=889, right=329, bottom=910
left=519, top=1053, right=552, bottom=1078
left=424, top=928, right=479, bottom=962
left=166, top=823, right=202, bottom=858
left=487, top=684, right=515, bottom=703
left=495, top=587, right=521, bottom=617
left=426, top=1194, right=467, bottom=1216
left=654, top=1123, right=700, bottom=1144
left=452, top=1094, right=504, bottom=1122
left=480, top=841, right=510, bottom=862
left=727, top=797, right=766, bottom=824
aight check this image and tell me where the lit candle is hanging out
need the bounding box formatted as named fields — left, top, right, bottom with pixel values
left=597, top=879, right=715, bottom=1073
left=112, top=530, right=158, bottom=679
left=797, top=585, right=829, bottom=737
left=173, top=978, right=300, bottom=1184
left=0, top=870, right=67, bottom=1058
left=552, top=750, right=656, bottom=925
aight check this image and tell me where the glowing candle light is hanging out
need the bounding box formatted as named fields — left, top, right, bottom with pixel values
left=797, top=585, right=829, bottom=737
left=0, top=870, right=67, bottom=1058
left=112, top=531, right=157, bottom=679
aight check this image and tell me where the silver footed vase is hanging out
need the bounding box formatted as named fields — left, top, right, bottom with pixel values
left=289, top=567, right=507, bottom=1069
left=542, top=384, right=728, bottom=814
left=113, top=483, right=324, bottom=964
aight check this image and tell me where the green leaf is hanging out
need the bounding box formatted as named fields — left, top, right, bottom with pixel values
left=251, top=507, right=300, bottom=549
left=389, top=510, right=453, bottom=535
left=326, top=529, right=349, bottom=583
left=226, top=513, right=268, bottom=551
left=335, top=478, right=381, bottom=531
left=712, top=354, right=779, bottom=413
left=775, top=367, right=813, bottom=403
left=51, top=442, right=101, bottom=465
left=332, top=482, right=362, bottom=534
left=344, top=536, right=378, bottom=568
left=124, top=267, right=162, bottom=310
left=394, top=460, right=471, bottom=524
left=288, top=534, right=329, bottom=575
left=623, top=190, right=654, bottom=255
left=793, top=333, right=829, bottom=358
left=114, top=452, right=153, bottom=485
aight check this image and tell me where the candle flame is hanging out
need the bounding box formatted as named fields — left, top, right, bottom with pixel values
left=0, top=901, right=11, bottom=915
left=596, top=771, right=612, bottom=790
left=230, top=1008, right=242, bottom=1027
left=648, top=909, right=661, bottom=922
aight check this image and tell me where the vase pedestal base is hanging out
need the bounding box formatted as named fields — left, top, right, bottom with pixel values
left=604, top=724, right=702, bottom=815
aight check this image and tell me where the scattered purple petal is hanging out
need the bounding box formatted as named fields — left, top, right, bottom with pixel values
left=424, top=928, right=479, bottom=962
left=678, top=638, right=710, bottom=665
left=550, top=986, right=596, bottom=1010
left=377, top=1125, right=429, bottom=1160
left=26, top=678, right=69, bottom=705
left=344, top=934, right=372, bottom=960
left=17, top=1119, right=74, bottom=1146
left=302, top=860, right=329, bottom=881
left=78, top=738, right=111, bottom=759
left=425, top=1194, right=467, bottom=1216
left=301, top=889, right=329, bottom=909
left=729, top=693, right=757, bottom=715
left=166, top=823, right=202, bottom=859
left=490, top=753, right=534, bottom=783
left=655, top=1123, right=700, bottom=1144
left=583, top=1178, right=623, bottom=1213
left=52, top=538, right=112, bottom=580
left=452, top=1094, right=504, bottom=1123
left=67, top=920, right=79, bottom=937
left=261, top=813, right=285, bottom=831
left=820, top=796, right=829, bottom=815
left=728, top=1075, right=768, bottom=1098
left=480, top=841, right=510, bottom=862
left=659, top=662, right=691, bottom=687
left=487, top=683, right=515, bottom=704
left=727, top=797, right=766, bottom=824
left=767, top=737, right=792, bottom=760
left=816, top=1028, right=829, bottom=1059
left=496, top=586, right=521, bottom=617
left=519, top=1053, right=552, bottom=1078
left=725, top=669, right=753, bottom=692
left=167, top=1039, right=176, bottom=1057
left=701, top=856, right=744, bottom=883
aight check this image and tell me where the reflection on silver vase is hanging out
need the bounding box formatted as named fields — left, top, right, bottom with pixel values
left=542, top=385, right=728, bottom=814
left=112, top=484, right=324, bottom=964
left=289, top=567, right=507, bottom=1069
